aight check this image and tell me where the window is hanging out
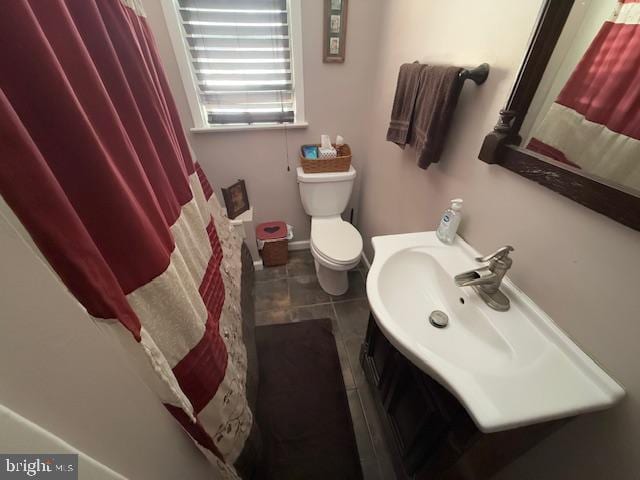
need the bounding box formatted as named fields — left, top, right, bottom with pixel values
left=161, top=0, right=306, bottom=131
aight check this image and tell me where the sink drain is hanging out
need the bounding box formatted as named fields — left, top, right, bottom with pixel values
left=429, top=310, right=449, bottom=329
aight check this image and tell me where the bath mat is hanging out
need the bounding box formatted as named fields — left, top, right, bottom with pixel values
left=255, top=318, right=363, bottom=480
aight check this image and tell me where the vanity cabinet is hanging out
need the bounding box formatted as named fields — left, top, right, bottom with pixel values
left=360, top=314, right=565, bottom=479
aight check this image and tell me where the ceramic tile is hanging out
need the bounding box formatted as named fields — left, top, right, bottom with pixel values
left=331, top=270, right=367, bottom=302
left=358, top=258, right=369, bottom=272
left=336, top=337, right=356, bottom=390
left=254, top=278, right=289, bottom=312
left=254, top=265, right=287, bottom=282
left=255, top=308, right=291, bottom=326
left=358, top=386, right=398, bottom=480
left=344, top=336, right=367, bottom=388
left=329, top=313, right=345, bottom=344
left=347, top=389, right=377, bottom=462
left=288, top=274, right=330, bottom=307
left=333, top=298, right=370, bottom=340
left=286, top=250, right=315, bottom=277
left=290, top=303, right=334, bottom=323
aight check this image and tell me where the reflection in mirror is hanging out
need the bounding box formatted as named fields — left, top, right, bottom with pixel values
left=520, top=0, right=639, bottom=194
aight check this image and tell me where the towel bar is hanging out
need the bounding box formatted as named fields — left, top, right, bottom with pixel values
left=460, top=63, right=490, bottom=85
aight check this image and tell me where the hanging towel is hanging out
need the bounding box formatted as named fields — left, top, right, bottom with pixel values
left=412, top=65, right=464, bottom=169
left=386, top=62, right=426, bottom=147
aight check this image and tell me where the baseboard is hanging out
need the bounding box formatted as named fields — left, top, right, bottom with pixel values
left=361, top=251, right=371, bottom=270
left=288, top=240, right=310, bottom=251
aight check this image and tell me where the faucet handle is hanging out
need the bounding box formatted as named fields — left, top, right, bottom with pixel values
left=475, top=245, right=514, bottom=263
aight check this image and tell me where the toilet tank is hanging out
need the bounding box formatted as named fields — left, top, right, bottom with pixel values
left=297, top=166, right=356, bottom=216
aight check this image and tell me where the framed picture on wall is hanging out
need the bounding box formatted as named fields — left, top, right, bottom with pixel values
left=330, top=14, right=341, bottom=33
left=323, top=0, right=348, bottom=63
left=221, top=179, right=250, bottom=220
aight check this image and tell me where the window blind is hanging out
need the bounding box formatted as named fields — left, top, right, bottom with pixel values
left=178, top=0, right=295, bottom=125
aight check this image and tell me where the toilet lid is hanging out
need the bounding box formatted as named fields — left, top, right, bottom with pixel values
left=311, top=218, right=363, bottom=265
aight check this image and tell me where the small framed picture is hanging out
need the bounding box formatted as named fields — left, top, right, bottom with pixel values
left=324, top=0, right=348, bottom=63
left=221, top=179, right=249, bottom=220
left=329, top=37, right=340, bottom=55
left=330, top=14, right=341, bottom=33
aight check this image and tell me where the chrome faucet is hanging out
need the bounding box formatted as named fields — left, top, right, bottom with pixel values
left=454, top=246, right=514, bottom=311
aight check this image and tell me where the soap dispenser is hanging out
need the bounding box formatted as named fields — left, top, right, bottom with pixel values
left=436, top=199, right=463, bottom=244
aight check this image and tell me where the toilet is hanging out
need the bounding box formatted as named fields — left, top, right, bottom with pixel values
left=297, top=166, right=363, bottom=295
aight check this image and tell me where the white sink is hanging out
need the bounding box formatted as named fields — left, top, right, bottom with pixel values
left=367, top=231, right=624, bottom=433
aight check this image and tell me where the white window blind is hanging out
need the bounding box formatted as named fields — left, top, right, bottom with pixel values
left=177, top=0, right=295, bottom=126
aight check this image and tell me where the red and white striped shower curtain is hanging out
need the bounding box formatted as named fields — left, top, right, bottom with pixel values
left=528, top=0, right=640, bottom=190
left=0, top=1, right=248, bottom=477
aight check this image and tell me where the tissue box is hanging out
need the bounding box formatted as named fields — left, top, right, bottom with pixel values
left=318, top=146, right=337, bottom=159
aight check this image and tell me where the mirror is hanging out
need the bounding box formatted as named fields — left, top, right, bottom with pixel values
left=520, top=0, right=639, bottom=194
left=479, top=0, right=640, bottom=231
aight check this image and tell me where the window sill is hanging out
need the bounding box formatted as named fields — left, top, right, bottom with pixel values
left=190, top=122, right=309, bottom=134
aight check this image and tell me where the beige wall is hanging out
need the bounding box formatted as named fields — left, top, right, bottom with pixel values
left=0, top=204, right=219, bottom=480
left=356, top=1, right=640, bottom=478
left=141, top=0, right=384, bottom=243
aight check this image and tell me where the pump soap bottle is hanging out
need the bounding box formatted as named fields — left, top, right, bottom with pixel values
left=436, top=199, right=463, bottom=245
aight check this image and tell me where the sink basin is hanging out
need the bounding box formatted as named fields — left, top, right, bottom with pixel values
left=367, top=232, right=624, bottom=433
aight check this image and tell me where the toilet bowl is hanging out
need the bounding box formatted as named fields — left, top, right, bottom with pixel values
left=296, top=166, right=363, bottom=295
left=310, top=216, right=363, bottom=295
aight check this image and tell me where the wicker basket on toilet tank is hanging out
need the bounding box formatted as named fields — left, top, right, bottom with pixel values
left=299, top=144, right=351, bottom=173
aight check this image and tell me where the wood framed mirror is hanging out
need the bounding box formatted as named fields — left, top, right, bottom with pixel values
left=479, top=0, right=640, bottom=231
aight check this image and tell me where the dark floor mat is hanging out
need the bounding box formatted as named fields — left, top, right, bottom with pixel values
left=255, top=319, right=363, bottom=480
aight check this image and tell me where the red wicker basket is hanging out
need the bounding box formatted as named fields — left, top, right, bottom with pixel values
left=261, top=240, right=288, bottom=267
left=256, top=221, right=289, bottom=267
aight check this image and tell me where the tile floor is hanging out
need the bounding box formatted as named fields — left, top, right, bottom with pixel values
left=254, top=250, right=397, bottom=480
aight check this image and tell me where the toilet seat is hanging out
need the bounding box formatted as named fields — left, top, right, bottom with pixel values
left=310, top=217, right=363, bottom=267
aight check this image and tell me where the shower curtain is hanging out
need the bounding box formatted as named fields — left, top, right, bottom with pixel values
left=0, top=1, right=250, bottom=477
left=528, top=0, right=640, bottom=190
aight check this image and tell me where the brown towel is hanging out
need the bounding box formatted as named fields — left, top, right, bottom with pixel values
left=386, top=62, right=426, bottom=147
left=412, top=65, right=464, bottom=169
